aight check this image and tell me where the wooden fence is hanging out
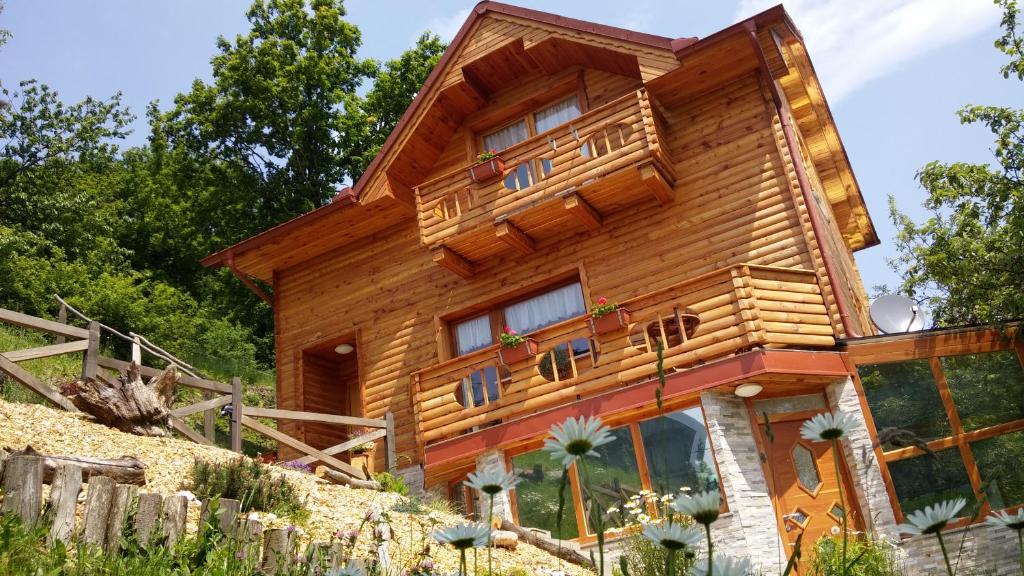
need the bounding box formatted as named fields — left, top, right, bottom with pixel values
left=0, top=453, right=383, bottom=574
left=0, top=300, right=395, bottom=480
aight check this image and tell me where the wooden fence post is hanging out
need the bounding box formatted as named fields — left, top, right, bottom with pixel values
left=82, top=321, right=100, bottom=380
left=261, top=528, right=295, bottom=574
left=105, top=484, right=137, bottom=553
left=134, top=493, right=164, bottom=548
left=203, top=391, right=216, bottom=442
left=131, top=335, right=142, bottom=365
left=231, top=377, right=243, bottom=453
left=56, top=303, right=67, bottom=345
left=0, top=455, right=43, bottom=525
left=384, top=411, right=396, bottom=472
left=45, top=464, right=82, bottom=546
left=82, top=476, right=115, bottom=547
left=162, top=493, right=188, bottom=548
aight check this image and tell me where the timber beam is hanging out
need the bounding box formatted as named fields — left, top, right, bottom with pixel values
left=638, top=161, right=674, bottom=205
left=563, top=193, right=602, bottom=231
left=495, top=221, right=535, bottom=255
left=432, top=246, right=474, bottom=279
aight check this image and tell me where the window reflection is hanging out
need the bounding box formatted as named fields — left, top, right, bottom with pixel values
left=639, top=407, right=721, bottom=495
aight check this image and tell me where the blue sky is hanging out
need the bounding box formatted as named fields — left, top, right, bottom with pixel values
left=1, top=0, right=1020, bottom=295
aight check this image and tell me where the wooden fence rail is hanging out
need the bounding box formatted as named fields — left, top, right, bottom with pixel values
left=0, top=454, right=379, bottom=574
left=0, top=305, right=395, bottom=478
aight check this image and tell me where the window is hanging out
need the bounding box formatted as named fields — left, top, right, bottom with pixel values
left=638, top=407, right=720, bottom=495
left=509, top=405, right=725, bottom=540
left=481, top=95, right=582, bottom=153
left=857, top=348, right=1024, bottom=525
left=510, top=449, right=579, bottom=539
left=450, top=280, right=588, bottom=357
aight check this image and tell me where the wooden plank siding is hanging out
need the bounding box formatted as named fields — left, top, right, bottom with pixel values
left=272, top=62, right=848, bottom=468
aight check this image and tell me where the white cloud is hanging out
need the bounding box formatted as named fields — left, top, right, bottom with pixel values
left=424, top=7, right=471, bottom=43
left=735, top=0, right=1001, bottom=103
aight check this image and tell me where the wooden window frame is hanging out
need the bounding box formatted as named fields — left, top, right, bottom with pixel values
left=851, top=339, right=1024, bottom=531
left=503, top=402, right=728, bottom=544
left=477, top=91, right=587, bottom=157
left=445, top=271, right=588, bottom=360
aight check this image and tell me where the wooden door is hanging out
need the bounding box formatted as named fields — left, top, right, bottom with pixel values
left=761, top=413, right=862, bottom=560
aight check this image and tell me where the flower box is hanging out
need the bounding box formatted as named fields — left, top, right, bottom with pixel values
left=469, top=157, right=505, bottom=183
left=588, top=308, right=632, bottom=336
left=497, top=337, right=538, bottom=365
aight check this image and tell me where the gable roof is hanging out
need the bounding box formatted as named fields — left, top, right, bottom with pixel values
left=204, top=2, right=878, bottom=280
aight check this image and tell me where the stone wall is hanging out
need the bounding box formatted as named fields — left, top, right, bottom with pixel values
left=699, top=391, right=786, bottom=574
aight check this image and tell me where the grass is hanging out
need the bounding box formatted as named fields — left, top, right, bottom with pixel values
left=808, top=534, right=906, bottom=576
left=185, top=457, right=310, bottom=522
left=0, top=325, right=82, bottom=405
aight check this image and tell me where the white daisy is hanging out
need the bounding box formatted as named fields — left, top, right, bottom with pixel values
left=985, top=508, right=1024, bottom=531
left=695, top=555, right=752, bottom=576
left=898, top=498, right=967, bottom=535
left=542, top=416, right=614, bottom=468
left=641, top=521, right=702, bottom=551
left=800, top=412, right=855, bottom=442
left=328, top=560, right=365, bottom=576
left=432, top=522, right=490, bottom=550
left=465, top=464, right=519, bottom=495
left=671, top=489, right=722, bottom=525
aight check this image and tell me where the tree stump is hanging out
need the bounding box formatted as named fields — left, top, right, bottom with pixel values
left=82, top=476, right=115, bottom=547
left=45, top=464, right=82, bottom=546
left=105, top=484, right=137, bottom=553
left=0, top=455, right=43, bottom=525
left=62, top=362, right=178, bottom=436
left=135, top=493, right=164, bottom=548
left=162, top=494, right=188, bottom=548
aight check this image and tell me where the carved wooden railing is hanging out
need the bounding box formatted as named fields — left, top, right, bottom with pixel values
left=415, top=88, right=674, bottom=248
left=410, top=264, right=834, bottom=445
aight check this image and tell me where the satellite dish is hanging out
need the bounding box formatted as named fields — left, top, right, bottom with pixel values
left=869, top=295, right=925, bottom=334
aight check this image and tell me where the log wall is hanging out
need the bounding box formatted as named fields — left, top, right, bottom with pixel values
left=273, top=64, right=861, bottom=467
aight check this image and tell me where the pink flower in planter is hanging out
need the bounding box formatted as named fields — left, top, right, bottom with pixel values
left=598, top=297, right=607, bottom=305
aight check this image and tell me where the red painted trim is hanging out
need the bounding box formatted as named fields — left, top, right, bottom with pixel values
left=423, top=349, right=850, bottom=471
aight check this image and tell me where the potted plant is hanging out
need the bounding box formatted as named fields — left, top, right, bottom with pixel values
left=347, top=429, right=377, bottom=475
left=497, top=327, right=538, bottom=365
left=469, top=149, right=505, bottom=183
left=588, top=297, right=631, bottom=335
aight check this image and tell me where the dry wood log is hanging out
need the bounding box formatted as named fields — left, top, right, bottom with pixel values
left=314, top=465, right=381, bottom=490
left=499, top=519, right=593, bottom=569
left=262, top=528, right=297, bottom=575
left=82, top=476, right=115, bottom=547
left=44, top=464, right=82, bottom=546
left=0, top=448, right=8, bottom=483
left=62, top=361, right=179, bottom=436
left=0, top=455, right=43, bottom=525
left=490, top=529, right=518, bottom=550
left=162, top=494, right=188, bottom=548
left=134, top=493, right=163, bottom=547
left=5, top=446, right=146, bottom=485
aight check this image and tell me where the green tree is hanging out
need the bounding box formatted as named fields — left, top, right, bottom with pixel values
left=340, top=32, right=446, bottom=181
left=889, top=0, right=1024, bottom=326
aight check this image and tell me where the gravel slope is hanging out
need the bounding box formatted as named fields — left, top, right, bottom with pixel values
left=0, top=399, right=589, bottom=575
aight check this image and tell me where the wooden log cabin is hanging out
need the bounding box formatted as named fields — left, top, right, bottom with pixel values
left=203, top=3, right=1024, bottom=573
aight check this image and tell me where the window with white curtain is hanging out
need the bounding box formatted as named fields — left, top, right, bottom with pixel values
left=534, top=97, right=581, bottom=134
left=480, top=95, right=582, bottom=154
left=483, top=119, right=529, bottom=153
left=450, top=280, right=588, bottom=358
left=454, top=314, right=493, bottom=356
left=504, top=283, right=586, bottom=334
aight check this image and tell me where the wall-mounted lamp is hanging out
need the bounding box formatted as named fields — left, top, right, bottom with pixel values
left=733, top=383, right=763, bottom=398
left=334, top=343, right=355, bottom=355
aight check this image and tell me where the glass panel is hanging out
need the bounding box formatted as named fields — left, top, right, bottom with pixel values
left=638, top=407, right=721, bottom=496
left=483, top=119, right=528, bottom=152
left=455, top=314, right=492, bottom=356
left=792, top=444, right=821, bottom=493
left=940, top=351, right=1024, bottom=431
left=578, top=426, right=644, bottom=534
left=829, top=503, right=845, bottom=520
left=888, top=448, right=975, bottom=517
left=972, top=429, right=1024, bottom=510
left=534, top=96, right=581, bottom=134
left=858, top=360, right=951, bottom=448
left=511, top=450, right=579, bottom=539
left=504, top=283, right=586, bottom=334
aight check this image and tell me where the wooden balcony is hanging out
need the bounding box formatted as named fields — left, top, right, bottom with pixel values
left=416, top=89, right=676, bottom=276
left=410, top=264, right=835, bottom=446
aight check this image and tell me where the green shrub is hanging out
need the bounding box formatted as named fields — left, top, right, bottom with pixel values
left=374, top=471, right=409, bottom=496
left=614, top=519, right=698, bottom=576
left=808, top=534, right=905, bottom=576
left=185, top=457, right=308, bottom=521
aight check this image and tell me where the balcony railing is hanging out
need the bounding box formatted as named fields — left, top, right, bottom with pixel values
left=415, top=88, right=675, bottom=255
left=410, top=264, right=835, bottom=445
